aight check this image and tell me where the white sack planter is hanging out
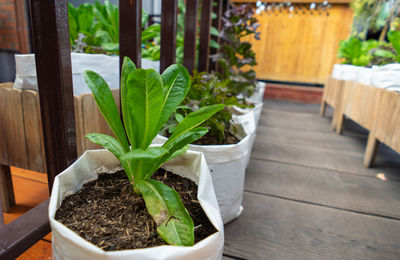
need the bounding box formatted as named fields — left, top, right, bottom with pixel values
left=13, top=53, right=160, bottom=95
left=232, top=110, right=256, bottom=168
left=49, top=149, right=224, bottom=260
left=154, top=125, right=251, bottom=224
left=249, top=81, right=266, bottom=104
left=331, top=64, right=365, bottom=82
left=370, top=64, right=400, bottom=92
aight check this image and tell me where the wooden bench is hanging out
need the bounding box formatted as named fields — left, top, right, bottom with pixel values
left=321, top=77, right=400, bottom=168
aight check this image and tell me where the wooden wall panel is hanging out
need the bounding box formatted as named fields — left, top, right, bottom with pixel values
left=240, top=2, right=353, bottom=84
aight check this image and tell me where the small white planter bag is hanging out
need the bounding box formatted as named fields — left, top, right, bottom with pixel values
left=370, top=64, right=400, bottom=92
left=154, top=124, right=251, bottom=224
left=249, top=81, right=266, bottom=104
left=13, top=53, right=160, bottom=96
left=49, top=149, right=224, bottom=260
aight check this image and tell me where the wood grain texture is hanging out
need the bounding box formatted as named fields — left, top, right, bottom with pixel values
left=183, top=0, right=199, bottom=73
left=0, top=84, right=28, bottom=169
left=251, top=141, right=400, bottom=181
left=30, top=0, right=77, bottom=192
left=246, top=159, right=400, bottom=219
left=247, top=4, right=353, bottom=84
left=198, top=0, right=213, bottom=72
left=160, top=0, right=178, bottom=72
left=224, top=192, right=400, bottom=259
left=21, top=90, right=45, bottom=173
left=0, top=165, right=15, bottom=213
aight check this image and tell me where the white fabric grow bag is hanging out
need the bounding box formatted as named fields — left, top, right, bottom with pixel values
left=49, top=149, right=224, bottom=260
left=249, top=81, right=266, bottom=104
left=370, top=64, right=400, bottom=92
left=154, top=125, right=251, bottom=224
left=331, top=64, right=368, bottom=83
left=13, top=53, right=160, bottom=96
left=232, top=109, right=256, bottom=168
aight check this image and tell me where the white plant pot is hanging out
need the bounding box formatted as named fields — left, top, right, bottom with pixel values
left=49, top=149, right=224, bottom=260
left=154, top=124, right=251, bottom=224
left=13, top=53, right=160, bottom=96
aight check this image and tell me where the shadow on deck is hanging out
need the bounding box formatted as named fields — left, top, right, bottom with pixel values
left=223, top=100, right=400, bottom=260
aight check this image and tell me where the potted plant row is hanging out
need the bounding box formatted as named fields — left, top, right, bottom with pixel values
left=154, top=71, right=254, bottom=224
left=49, top=58, right=224, bottom=259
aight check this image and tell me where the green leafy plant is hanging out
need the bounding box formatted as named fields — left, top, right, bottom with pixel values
left=83, top=57, right=223, bottom=246
left=211, top=4, right=260, bottom=98
left=337, top=36, right=380, bottom=66
left=68, top=0, right=160, bottom=56
left=338, top=32, right=400, bottom=66
left=165, top=71, right=247, bottom=144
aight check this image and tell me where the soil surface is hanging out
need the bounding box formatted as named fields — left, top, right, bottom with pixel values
left=192, top=131, right=240, bottom=145
left=55, top=169, right=217, bottom=251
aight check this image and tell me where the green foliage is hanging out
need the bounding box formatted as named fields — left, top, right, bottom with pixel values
left=165, top=71, right=248, bottom=144
left=84, top=57, right=223, bottom=246
left=211, top=4, right=260, bottom=98
left=68, top=1, right=160, bottom=56
left=338, top=31, right=400, bottom=66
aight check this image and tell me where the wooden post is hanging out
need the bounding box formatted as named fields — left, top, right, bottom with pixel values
left=119, top=0, right=142, bottom=68
left=320, top=101, right=327, bottom=116
left=160, top=0, right=178, bottom=73
left=183, top=0, right=199, bottom=73
left=209, top=0, right=223, bottom=72
left=198, top=0, right=213, bottom=72
left=0, top=165, right=15, bottom=213
left=29, top=0, right=77, bottom=192
left=364, top=133, right=379, bottom=168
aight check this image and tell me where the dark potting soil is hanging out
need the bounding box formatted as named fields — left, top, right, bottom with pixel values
left=55, top=169, right=217, bottom=251
left=192, top=131, right=240, bottom=145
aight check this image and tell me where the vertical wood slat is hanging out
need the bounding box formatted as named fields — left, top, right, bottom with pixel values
left=0, top=165, right=15, bottom=213
left=209, top=0, right=223, bottom=72
left=198, top=0, right=213, bottom=72
left=160, top=0, right=178, bottom=73
left=0, top=84, right=28, bottom=169
left=119, top=0, right=142, bottom=68
left=74, top=95, right=85, bottom=157
left=21, top=90, right=46, bottom=173
left=80, top=90, right=120, bottom=152
left=183, top=0, right=199, bottom=73
left=29, top=0, right=77, bottom=192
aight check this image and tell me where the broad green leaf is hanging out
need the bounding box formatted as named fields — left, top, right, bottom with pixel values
left=121, top=57, right=137, bottom=146
left=83, top=71, right=130, bottom=152
left=126, top=69, right=164, bottom=149
left=121, top=147, right=167, bottom=181
left=388, top=31, right=400, bottom=55
left=85, top=133, right=134, bottom=181
left=164, top=104, right=224, bottom=147
left=136, top=179, right=194, bottom=246
left=158, top=64, right=191, bottom=131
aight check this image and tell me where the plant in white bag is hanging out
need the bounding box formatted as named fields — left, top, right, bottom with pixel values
left=83, top=56, right=223, bottom=246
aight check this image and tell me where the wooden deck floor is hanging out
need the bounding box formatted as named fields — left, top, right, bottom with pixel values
left=223, top=100, right=400, bottom=260
left=5, top=100, right=400, bottom=259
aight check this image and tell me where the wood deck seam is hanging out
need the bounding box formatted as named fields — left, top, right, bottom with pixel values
left=244, top=190, right=400, bottom=222
left=249, top=156, right=400, bottom=183
left=222, top=253, right=248, bottom=260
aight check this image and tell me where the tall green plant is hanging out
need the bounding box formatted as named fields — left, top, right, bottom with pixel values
left=84, top=57, right=223, bottom=246
left=211, top=4, right=260, bottom=98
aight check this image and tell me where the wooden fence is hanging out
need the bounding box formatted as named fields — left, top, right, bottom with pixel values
left=233, top=0, right=353, bottom=84
left=0, top=0, right=227, bottom=258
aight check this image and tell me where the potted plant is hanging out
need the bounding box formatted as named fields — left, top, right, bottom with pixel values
left=154, top=71, right=254, bottom=224
left=49, top=57, right=224, bottom=259
left=211, top=3, right=264, bottom=127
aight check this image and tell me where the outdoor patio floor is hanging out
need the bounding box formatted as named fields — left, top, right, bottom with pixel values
left=7, top=100, right=400, bottom=259
left=223, top=100, right=400, bottom=260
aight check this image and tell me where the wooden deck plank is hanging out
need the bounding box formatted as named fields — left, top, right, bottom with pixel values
left=251, top=141, right=400, bottom=181
left=262, top=100, right=325, bottom=114
left=256, top=125, right=368, bottom=154
left=224, top=192, right=400, bottom=260
left=245, top=159, right=400, bottom=219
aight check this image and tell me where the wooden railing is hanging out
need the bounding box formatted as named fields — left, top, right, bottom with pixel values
left=0, top=0, right=227, bottom=258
